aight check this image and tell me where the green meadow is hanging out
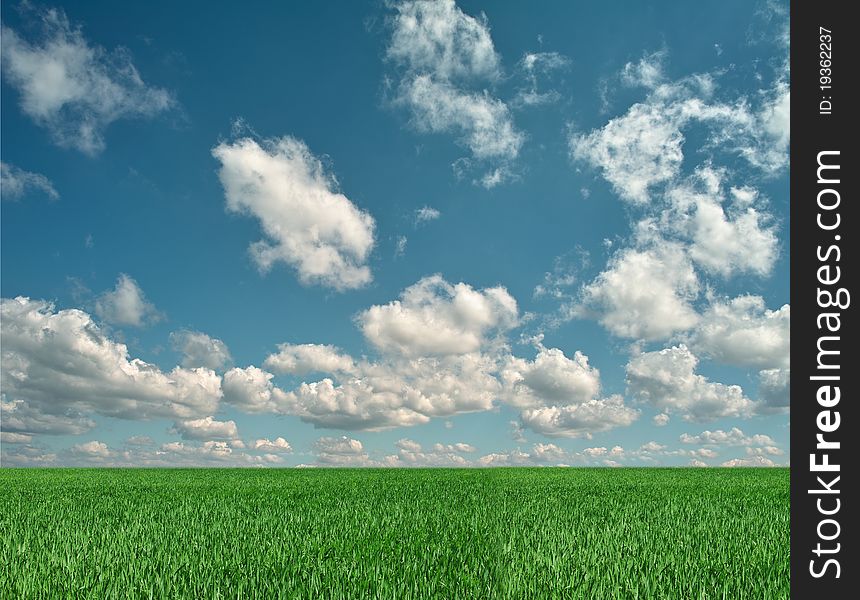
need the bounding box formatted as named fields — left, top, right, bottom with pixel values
left=0, top=468, right=789, bottom=599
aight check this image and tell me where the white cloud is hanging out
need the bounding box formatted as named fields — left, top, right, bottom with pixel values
left=721, top=456, right=776, bottom=467
left=395, top=235, right=408, bottom=258
left=626, top=345, right=755, bottom=421
left=170, top=330, right=232, bottom=371
left=217, top=277, right=636, bottom=439
left=477, top=442, right=571, bottom=466
left=146, top=440, right=283, bottom=467
left=386, top=438, right=473, bottom=466
left=433, top=442, right=476, bottom=453
left=652, top=413, right=670, bottom=426
left=126, top=435, right=153, bottom=446
left=71, top=440, right=111, bottom=458
left=0, top=398, right=95, bottom=435
left=313, top=436, right=370, bottom=466
left=172, top=416, right=239, bottom=441
left=501, top=345, right=601, bottom=409
left=2, top=438, right=290, bottom=467
left=386, top=0, right=501, bottom=82
left=0, top=432, right=33, bottom=444
left=758, top=368, right=790, bottom=410
left=414, top=206, right=441, bottom=224
left=252, top=437, right=292, bottom=453
left=224, top=353, right=501, bottom=432
left=1, top=297, right=222, bottom=434
left=1, top=6, right=173, bottom=154
left=570, top=100, right=686, bottom=204
left=680, top=427, right=777, bottom=447
left=212, top=135, right=376, bottom=290
left=519, top=396, right=639, bottom=438
left=284, top=352, right=500, bottom=430
left=94, top=274, right=160, bottom=327
left=264, top=343, right=355, bottom=376
left=386, top=0, right=522, bottom=185
left=620, top=50, right=666, bottom=89
left=577, top=241, right=699, bottom=340
left=663, top=168, right=777, bottom=277
left=221, top=366, right=293, bottom=414
left=746, top=445, right=783, bottom=457
left=398, top=75, right=523, bottom=163
left=358, top=275, right=518, bottom=357
left=571, top=65, right=787, bottom=204
left=1, top=162, right=58, bottom=200
left=690, top=296, right=789, bottom=369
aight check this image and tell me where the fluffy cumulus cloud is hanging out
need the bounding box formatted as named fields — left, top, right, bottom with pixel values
left=94, top=274, right=161, bottom=328
left=570, top=55, right=789, bottom=204
left=689, top=295, right=789, bottom=369
left=313, top=436, right=371, bottom=466
left=358, top=275, right=518, bottom=357
left=501, top=345, right=601, bottom=409
left=662, top=168, right=778, bottom=277
left=221, top=366, right=293, bottom=414
left=170, top=330, right=232, bottom=371
left=264, top=343, right=355, bottom=376
left=172, top=416, right=239, bottom=441
left=71, top=440, right=111, bottom=458
left=283, top=352, right=501, bottom=430
left=0, top=297, right=222, bottom=435
left=626, top=345, right=755, bottom=421
left=384, top=438, right=474, bottom=466
left=212, top=135, right=376, bottom=290
left=519, top=396, right=639, bottom=439
left=570, top=100, right=687, bottom=204
left=1, top=162, right=59, bottom=200
left=386, top=0, right=523, bottom=186
left=577, top=241, right=699, bottom=341
left=215, top=276, right=638, bottom=438
left=680, top=427, right=777, bottom=447
left=0, top=6, right=173, bottom=154
left=252, top=437, right=292, bottom=453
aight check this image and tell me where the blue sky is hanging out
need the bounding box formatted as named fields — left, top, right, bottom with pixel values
left=1, top=0, right=789, bottom=467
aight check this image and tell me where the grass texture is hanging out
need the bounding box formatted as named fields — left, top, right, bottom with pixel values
left=0, top=468, right=788, bottom=599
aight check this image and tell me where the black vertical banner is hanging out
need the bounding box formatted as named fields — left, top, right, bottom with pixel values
left=791, top=1, right=857, bottom=597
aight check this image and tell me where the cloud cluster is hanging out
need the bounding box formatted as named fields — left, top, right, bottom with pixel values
left=689, top=295, right=789, bottom=369
left=1, top=6, right=174, bottom=154
left=570, top=54, right=788, bottom=204
left=680, top=427, right=779, bottom=450
left=567, top=48, right=788, bottom=353
left=626, top=345, right=754, bottom=421
left=386, top=0, right=523, bottom=186
left=217, top=276, right=637, bottom=437
left=358, top=275, right=518, bottom=357
left=172, top=416, right=239, bottom=441
left=212, top=135, right=376, bottom=290
left=1, top=297, right=222, bottom=435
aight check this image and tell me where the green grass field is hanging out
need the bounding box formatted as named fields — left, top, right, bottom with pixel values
left=0, top=468, right=788, bottom=599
